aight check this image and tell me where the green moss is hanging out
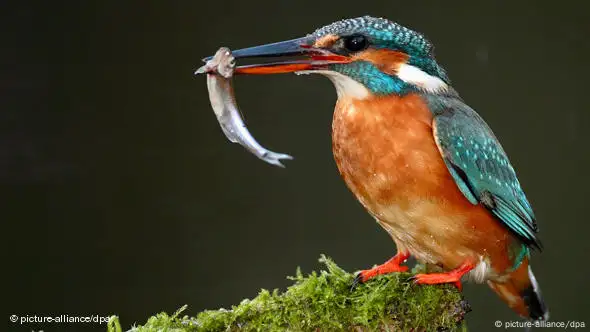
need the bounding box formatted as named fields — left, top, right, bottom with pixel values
left=108, top=255, right=469, bottom=332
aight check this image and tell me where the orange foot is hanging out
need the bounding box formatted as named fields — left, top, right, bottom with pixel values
left=352, top=251, right=410, bottom=288
left=411, top=261, right=475, bottom=290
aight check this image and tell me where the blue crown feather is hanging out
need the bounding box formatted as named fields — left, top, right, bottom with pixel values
left=311, top=16, right=434, bottom=58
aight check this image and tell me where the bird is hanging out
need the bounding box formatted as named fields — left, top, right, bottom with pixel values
left=203, top=16, right=548, bottom=321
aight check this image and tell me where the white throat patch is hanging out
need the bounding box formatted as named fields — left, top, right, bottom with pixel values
left=296, top=70, right=370, bottom=100
left=397, top=63, right=448, bottom=93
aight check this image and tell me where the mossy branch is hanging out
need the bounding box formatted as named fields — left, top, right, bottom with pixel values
left=107, top=255, right=470, bottom=331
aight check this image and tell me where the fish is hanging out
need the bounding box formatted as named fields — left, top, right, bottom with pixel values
left=195, top=47, right=293, bottom=168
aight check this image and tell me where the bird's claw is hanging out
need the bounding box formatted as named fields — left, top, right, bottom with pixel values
left=350, top=272, right=365, bottom=291
left=351, top=254, right=410, bottom=291
left=352, top=264, right=409, bottom=291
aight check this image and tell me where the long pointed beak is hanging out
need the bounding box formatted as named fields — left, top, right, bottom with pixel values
left=201, top=36, right=351, bottom=75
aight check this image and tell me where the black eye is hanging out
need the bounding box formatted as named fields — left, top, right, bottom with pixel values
left=343, top=34, right=368, bottom=52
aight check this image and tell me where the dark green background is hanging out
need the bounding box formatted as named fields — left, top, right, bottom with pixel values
left=3, top=1, right=589, bottom=331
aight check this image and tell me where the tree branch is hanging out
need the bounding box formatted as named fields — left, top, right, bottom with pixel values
left=107, top=255, right=470, bottom=331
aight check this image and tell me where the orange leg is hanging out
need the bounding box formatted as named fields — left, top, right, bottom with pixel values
left=412, top=261, right=475, bottom=290
left=355, top=251, right=410, bottom=285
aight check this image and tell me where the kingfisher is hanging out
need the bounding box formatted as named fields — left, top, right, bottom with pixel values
left=203, top=16, right=548, bottom=321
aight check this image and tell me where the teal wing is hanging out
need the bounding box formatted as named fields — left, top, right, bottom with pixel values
left=430, top=98, right=542, bottom=250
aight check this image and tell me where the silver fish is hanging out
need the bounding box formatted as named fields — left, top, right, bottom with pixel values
left=195, top=47, right=293, bottom=167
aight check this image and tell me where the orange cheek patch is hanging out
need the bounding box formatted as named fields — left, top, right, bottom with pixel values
left=313, top=34, right=339, bottom=48
left=351, top=49, right=409, bottom=75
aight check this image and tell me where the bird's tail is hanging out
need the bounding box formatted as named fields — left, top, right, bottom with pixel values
left=487, top=257, right=549, bottom=321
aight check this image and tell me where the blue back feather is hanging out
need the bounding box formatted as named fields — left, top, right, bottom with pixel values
left=427, top=96, right=542, bottom=250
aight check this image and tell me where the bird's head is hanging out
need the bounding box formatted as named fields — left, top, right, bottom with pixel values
left=203, top=16, right=451, bottom=99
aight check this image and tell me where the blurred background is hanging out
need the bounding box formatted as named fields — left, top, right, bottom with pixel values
left=3, top=1, right=589, bottom=331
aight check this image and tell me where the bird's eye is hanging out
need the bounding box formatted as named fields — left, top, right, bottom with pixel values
left=343, top=34, right=368, bottom=52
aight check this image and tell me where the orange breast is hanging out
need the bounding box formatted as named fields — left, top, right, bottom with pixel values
left=332, top=94, right=515, bottom=274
